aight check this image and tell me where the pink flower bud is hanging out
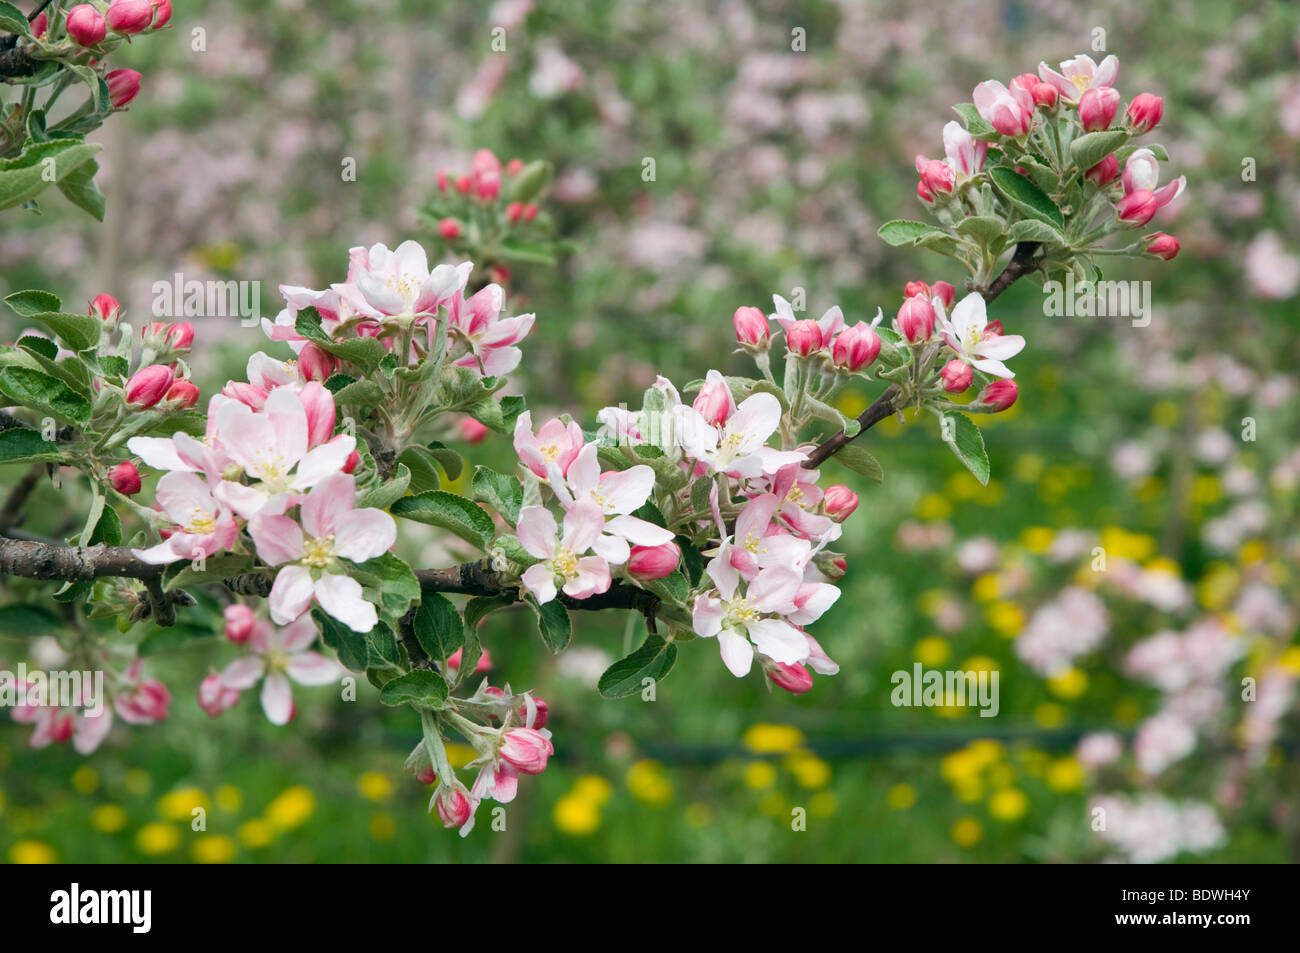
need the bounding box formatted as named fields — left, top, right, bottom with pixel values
left=1031, top=82, right=1058, bottom=108
left=1126, top=93, right=1163, bottom=133
left=438, top=218, right=461, bottom=240
left=1116, top=189, right=1159, bottom=226
left=222, top=381, right=268, bottom=410
left=831, top=322, right=881, bottom=372
left=506, top=201, right=524, bottom=223
left=297, top=343, right=337, bottom=382
left=343, top=449, right=360, bottom=474
left=108, top=461, right=141, bottom=495
left=1144, top=232, right=1180, bottom=260
left=125, top=365, right=174, bottom=408
left=733, top=306, right=769, bottom=349
left=941, top=359, right=974, bottom=393
left=150, top=0, right=173, bottom=29
left=902, top=280, right=930, bottom=299
left=894, top=295, right=935, bottom=344
left=166, top=321, right=193, bottom=352
left=223, top=604, right=256, bottom=644
left=822, top=484, right=859, bottom=522
left=459, top=416, right=489, bottom=443
left=1010, top=73, right=1038, bottom=95
left=978, top=379, right=1019, bottom=412
left=106, top=68, right=142, bottom=107
left=435, top=787, right=475, bottom=829
left=66, top=5, right=107, bottom=45
left=163, top=379, right=200, bottom=409
left=785, top=319, right=823, bottom=356
left=198, top=674, right=239, bottom=717
left=115, top=675, right=170, bottom=724
left=931, top=281, right=956, bottom=310
left=692, top=379, right=733, bottom=426
left=626, top=541, right=681, bottom=581
left=89, top=293, right=120, bottom=329
left=299, top=381, right=337, bottom=447
left=436, top=171, right=450, bottom=192
left=454, top=175, right=473, bottom=194
left=475, top=171, right=501, bottom=201
left=984, top=319, right=1005, bottom=337
left=916, top=158, right=955, bottom=201
left=448, top=647, right=492, bottom=675
left=506, top=158, right=525, bottom=176
left=471, top=149, right=501, bottom=177
left=1078, top=86, right=1120, bottom=132
left=768, top=662, right=814, bottom=695
left=1085, top=153, right=1119, bottom=186
left=106, top=0, right=154, bottom=34
left=522, top=204, right=538, bottom=222
left=499, top=727, right=554, bottom=775
left=32, top=11, right=47, bottom=37
left=522, top=696, right=549, bottom=729
left=416, top=767, right=438, bottom=785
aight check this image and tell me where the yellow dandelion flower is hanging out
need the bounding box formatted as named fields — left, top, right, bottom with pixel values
left=626, top=760, right=673, bottom=806
left=1034, top=702, right=1065, bottom=728
left=266, top=786, right=315, bottom=830
left=444, top=743, right=477, bottom=769
left=1047, top=667, right=1088, bottom=699
left=191, top=835, right=236, bottom=864
left=809, top=791, right=838, bottom=817
left=1046, top=757, right=1083, bottom=792
left=786, top=753, right=831, bottom=789
left=9, top=840, right=56, bottom=864
left=91, top=804, right=128, bottom=833
left=553, top=794, right=600, bottom=835
left=986, top=600, right=1024, bottom=638
left=916, top=493, right=953, bottom=521
left=357, top=771, right=394, bottom=802
left=914, top=636, right=950, bottom=666
left=951, top=817, right=983, bottom=847
left=988, top=788, right=1029, bottom=822
left=1019, top=526, right=1055, bottom=554
left=215, top=785, right=242, bottom=813
left=573, top=775, right=613, bottom=806
left=972, top=573, right=999, bottom=603
left=72, top=766, right=99, bottom=795
left=742, top=723, right=804, bottom=755
left=887, top=783, right=917, bottom=810
left=238, top=818, right=275, bottom=849
left=744, top=761, right=777, bottom=790
left=135, top=822, right=181, bottom=855
left=156, top=786, right=208, bottom=822
left=757, top=791, right=786, bottom=816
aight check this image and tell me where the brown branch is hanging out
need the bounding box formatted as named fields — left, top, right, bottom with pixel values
left=802, top=240, right=1043, bottom=468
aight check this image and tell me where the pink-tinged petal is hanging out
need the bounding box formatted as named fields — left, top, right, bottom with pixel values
left=705, top=548, right=740, bottom=600
left=1152, top=175, right=1186, bottom=209
left=260, top=672, right=294, bottom=725
left=1037, top=63, right=1075, bottom=100
left=591, top=465, right=655, bottom=514
left=268, top=564, right=315, bottom=624
left=155, top=471, right=216, bottom=523
left=691, top=594, right=724, bottom=637
left=355, top=271, right=406, bottom=315
left=975, top=334, right=1025, bottom=361
left=333, top=508, right=397, bottom=562
left=1093, top=54, right=1118, bottom=88
left=727, top=393, right=781, bottom=455
left=220, top=656, right=268, bottom=690
left=471, top=346, right=523, bottom=377
left=755, top=534, right=813, bottom=571
left=950, top=293, right=987, bottom=342
left=747, top=567, right=801, bottom=613
left=564, top=556, right=611, bottom=599
left=133, top=538, right=186, bottom=565
left=287, top=651, right=342, bottom=686
left=480, top=313, right=534, bottom=348
left=735, top=493, right=779, bottom=544
left=262, top=386, right=310, bottom=465
left=566, top=442, right=601, bottom=496
left=746, top=618, right=809, bottom=665
left=314, top=572, right=377, bottom=633
left=561, top=500, right=606, bottom=554
left=718, top=628, right=755, bottom=677
left=591, top=532, right=630, bottom=565
left=604, top=514, right=674, bottom=546
left=973, top=80, right=1010, bottom=114
left=219, top=406, right=277, bottom=473
left=970, top=357, right=1016, bottom=379
left=789, top=583, right=841, bottom=626
left=213, top=480, right=271, bottom=521
left=817, top=305, right=845, bottom=340
left=293, top=435, right=356, bottom=490
left=488, top=763, right=519, bottom=803
left=249, top=514, right=305, bottom=566
left=674, top=405, right=718, bottom=461
left=301, top=471, right=355, bottom=539
left=516, top=505, right=557, bottom=559
left=278, top=613, right=319, bottom=653
left=73, top=708, right=113, bottom=755
left=522, top=563, right=557, bottom=604
left=804, top=632, right=840, bottom=675
left=127, top=436, right=196, bottom=472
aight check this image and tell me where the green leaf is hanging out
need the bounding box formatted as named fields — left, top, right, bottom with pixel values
left=0, top=603, right=62, bottom=633
left=348, top=551, right=421, bottom=621
left=955, top=215, right=1007, bottom=246
left=366, top=622, right=404, bottom=668
left=314, top=608, right=370, bottom=672
left=378, top=670, right=449, bottom=709
left=412, top=592, right=463, bottom=662
left=397, top=445, right=440, bottom=494
left=941, top=412, right=990, bottom=485
left=5, top=290, right=61, bottom=317
left=471, top=465, right=522, bottom=524
left=951, top=102, right=998, bottom=139
left=833, top=443, right=884, bottom=483
left=390, top=491, right=495, bottom=549
left=0, top=427, right=61, bottom=464
left=330, top=378, right=385, bottom=408
left=988, top=167, right=1064, bottom=229
left=0, top=2, right=32, bottom=36
left=644, top=570, right=690, bottom=607
left=496, top=239, right=557, bottom=266
left=507, top=159, right=552, bottom=203
left=0, top=366, right=91, bottom=424
left=356, top=463, right=410, bottom=509
left=878, top=220, right=947, bottom=247
left=528, top=597, right=571, bottom=652
left=1069, top=130, right=1129, bottom=174
left=425, top=442, right=464, bottom=481
left=0, top=139, right=102, bottom=213
left=598, top=634, right=678, bottom=698
left=294, top=307, right=386, bottom=373
left=1006, top=219, right=1066, bottom=246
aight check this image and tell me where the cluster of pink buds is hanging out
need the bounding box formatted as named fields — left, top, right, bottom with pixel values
left=125, top=363, right=198, bottom=409
left=65, top=1, right=172, bottom=47
left=433, top=149, right=541, bottom=245
left=11, top=658, right=170, bottom=755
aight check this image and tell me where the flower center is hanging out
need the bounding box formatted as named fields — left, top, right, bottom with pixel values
left=185, top=509, right=216, bottom=534
left=723, top=596, right=761, bottom=626
left=302, top=534, right=336, bottom=568
left=541, top=444, right=561, bottom=463
left=549, top=546, right=579, bottom=581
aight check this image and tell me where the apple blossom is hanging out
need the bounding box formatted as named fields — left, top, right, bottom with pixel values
left=831, top=321, right=882, bottom=372
left=692, top=370, right=736, bottom=425
left=65, top=5, right=107, bottom=46
left=133, top=472, right=239, bottom=564
left=942, top=121, right=988, bottom=177
left=768, top=662, right=814, bottom=695
left=108, top=461, right=141, bottom=495
left=216, top=614, right=345, bottom=725
left=1078, top=86, right=1120, bottom=131
left=676, top=391, right=806, bottom=478
left=973, top=79, right=1033, bottom=136
left=733, top=305, right=769, bottom=350
left=938, top=292, right=1025, bottom=378
left=821, top=485, right=859, bottom=522
left=691, top=552, right=810, bottom=677
left=106, top=0, right=154, bottom=34
left=125, top=364, right=175, bottom=408
left=1126, top=92, right=1163, bottom=133
left=977, top=379, right=1019, bottom=412
left=1145, top=233, right=1181, bottom=260
left=514, top=410, right=585, bottom=479
left=224, top=604, right=256, bottom=643
left=626, top=541, right=682, bottom=581
left=113, top=661, right=171, bottom=725
left=1086, top=154, right=1120, bottom=186
left=895, top=293, right=936, bottom=344
left=445, top=282, right=536, bottom=377
left=517, top=501, right=612, bottom=603
left=198, top=674, right=240, bottom=718
left=1036, top=53, right=1119, bottom=104
left=106, top=68, right=142, bottom=107
left=941, top=359, right=974, bottom=393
